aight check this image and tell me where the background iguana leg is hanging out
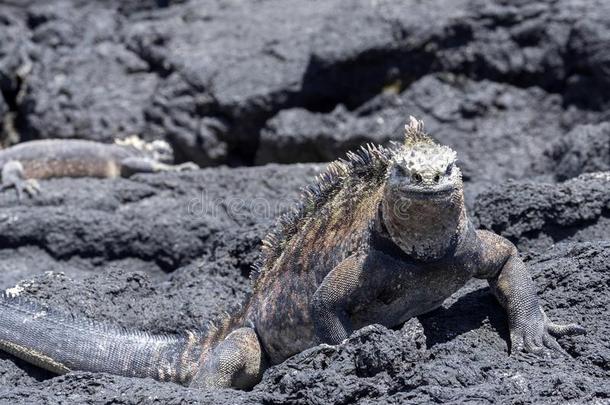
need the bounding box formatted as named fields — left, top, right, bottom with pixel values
left=191, top=327, right=265, bottom=390
left=311, top=254, right=366, bottom=344
left=1, top=160, right=40, bottom=199
left=120, top=157, right=198, bottom=177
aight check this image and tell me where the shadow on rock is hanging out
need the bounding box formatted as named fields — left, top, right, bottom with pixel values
left=418, top=286, right=509, bottom=349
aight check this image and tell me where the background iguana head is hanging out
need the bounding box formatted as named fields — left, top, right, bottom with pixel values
left=116, top=136, right=175, bottom=163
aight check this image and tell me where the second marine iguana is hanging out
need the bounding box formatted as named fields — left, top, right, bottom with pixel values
left=0, top=117, right=585, bottom=389
left=0, top=137, right=198, bottom=199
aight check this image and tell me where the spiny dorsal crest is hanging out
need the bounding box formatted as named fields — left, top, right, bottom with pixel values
left=404, top=116, right=434, bottom=148
left=253, top=143, right=393, bottom=282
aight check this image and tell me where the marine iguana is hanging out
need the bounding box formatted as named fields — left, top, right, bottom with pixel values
left=0, top=137, right=198, bottom=199
left=0, top=117, right=585, bottom=389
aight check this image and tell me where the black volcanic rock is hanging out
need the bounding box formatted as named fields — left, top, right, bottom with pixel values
left=2, top=0, right=610, bottom=165
left=134, top=0, right=459, bottom=165
left=0, top=6, right=30, bottom=145
left=0, top=0, right=608, bottom=403
left=0, top=6, right=28, bottom=99
left=257, top=74, right=583, bottom=189
left=0, top=166, right=606, bottom=404
left=132, top=0, right=610, bottom=166
left=0, top=233, right=606, bottom=404
left=539, top=122, right=610, bottom=181
left=0, top=94, right=7, bottom=142
left=14, top=3, right=159, bottom=143
left=0, top=164, right=321, bottom=281
left=474, top=172, right=610, bottom=250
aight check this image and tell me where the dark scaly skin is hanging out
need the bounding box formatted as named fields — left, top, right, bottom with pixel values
left=0, top=292, right=205, bottom=384
left=475, top=230, right=584, bottom=354
left=0, top=139, right=197, bottom=199
left=0, top=118, right=585, bottom=389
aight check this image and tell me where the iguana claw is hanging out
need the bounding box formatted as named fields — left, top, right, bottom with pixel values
left=175, top=162, right=199, bottom=171
left=1, top=160, right=41, bottom=200
left=510, top=310, right=585, bottom=357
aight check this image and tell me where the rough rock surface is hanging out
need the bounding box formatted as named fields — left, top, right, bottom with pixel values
left=17, top=3, right=159, bottom=143
left=0, top=95, right=7, bottom=142
left=0, top=0, right=609, bottom=404
left=474, top=172, right=610, bottom=251
left=138, top=0, right=610, bottom=166
left=0, top=5, right=29, bottom=146
left=537, top=122, right=610, bottom=182
left=2, top=0, right=610, bottom=165
left=0, top=164, right=321, bottom=284
left=0, top=168, right=607, bottom=404
left=257, top=74, right=584, bottom=185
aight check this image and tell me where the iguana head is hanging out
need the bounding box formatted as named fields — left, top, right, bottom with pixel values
left=386, top=116, right=461, bottom=199
left=381, top=116, right=466, bottom=260
left=116, top=136, right=174, bottom=163
left=147, top=140, right=174, bottom=163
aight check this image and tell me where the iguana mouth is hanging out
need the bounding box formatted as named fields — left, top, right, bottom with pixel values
left=398, top=185, right=456, bottom=199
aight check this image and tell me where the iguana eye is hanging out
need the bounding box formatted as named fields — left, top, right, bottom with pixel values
left=412, top=173, right=422, bottom=183
left=433, top=174, right=440, bottom=183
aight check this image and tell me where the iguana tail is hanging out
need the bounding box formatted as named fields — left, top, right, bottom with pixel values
left=0, top=292, right=206, bottom=384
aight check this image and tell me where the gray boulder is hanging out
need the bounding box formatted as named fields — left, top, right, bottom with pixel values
left=257, top=74, right=577, bottom=189
left=474, top=172, right=610, bottom=250
left=539, top=122, right=610, bottom=181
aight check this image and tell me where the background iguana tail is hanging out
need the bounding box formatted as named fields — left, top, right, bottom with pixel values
left=0, top=292, right=205, bottom=384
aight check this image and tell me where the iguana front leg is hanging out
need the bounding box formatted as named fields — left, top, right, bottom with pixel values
left=475, top=230, right=585, bottom=356
left=311, top=254, right=366, bottom=344
left=1, top=160, right=40, bottom=199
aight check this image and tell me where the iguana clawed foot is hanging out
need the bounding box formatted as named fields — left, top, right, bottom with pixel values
left=510, top=309, right=585, bottom=358
left=173, top=162, right=199, bottom=172
left=8, top=178, right=40, bottom=200
left=1, top=160, right=41, bottom=200
left=144, top=160, right=198, bottom=174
